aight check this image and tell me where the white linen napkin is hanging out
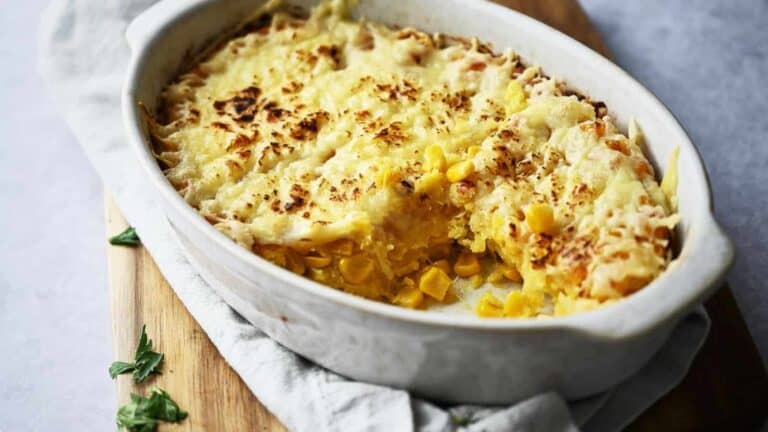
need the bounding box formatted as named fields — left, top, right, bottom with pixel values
left=38, top=1, right=710, bottom=430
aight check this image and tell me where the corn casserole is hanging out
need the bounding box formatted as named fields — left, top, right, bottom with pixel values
left=147, top=0, right=679, bottom=318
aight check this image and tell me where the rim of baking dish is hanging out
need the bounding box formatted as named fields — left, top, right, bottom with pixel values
left=122, top=0, right=734, bottom=339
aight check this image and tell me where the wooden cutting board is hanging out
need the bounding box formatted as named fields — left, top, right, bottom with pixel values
left=107, top=1, right=768, bottom=430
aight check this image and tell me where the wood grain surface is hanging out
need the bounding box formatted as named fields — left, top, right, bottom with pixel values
left=107, top=197, right=286, bottom=432
left=107, top=1, right=768, bottom=430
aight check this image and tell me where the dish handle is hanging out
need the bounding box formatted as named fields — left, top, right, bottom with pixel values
left=601, top=213, right=735, bottom=341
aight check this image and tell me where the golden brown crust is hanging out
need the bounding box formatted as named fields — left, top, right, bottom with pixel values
left=148, top=2, right=677, bottom=317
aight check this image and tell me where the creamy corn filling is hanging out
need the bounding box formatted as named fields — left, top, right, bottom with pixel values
left=148, top=0, right=679, bottom=317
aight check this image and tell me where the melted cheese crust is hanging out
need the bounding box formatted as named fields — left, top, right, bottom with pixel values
left=150, top=1, right=678, bottom=317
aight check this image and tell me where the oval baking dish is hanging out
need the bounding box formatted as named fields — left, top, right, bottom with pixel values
left=123, top=0, right=734, bottom=404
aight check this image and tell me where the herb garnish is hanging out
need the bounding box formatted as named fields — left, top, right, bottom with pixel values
left=109, top=325, right=164, bottom=382
left=109, top=227, right=141, bottom=247
left=117, top=387, right=188, bottom=432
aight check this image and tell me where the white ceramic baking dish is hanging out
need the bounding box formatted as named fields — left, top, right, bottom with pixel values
left=123, top=0, right=734, bottom=404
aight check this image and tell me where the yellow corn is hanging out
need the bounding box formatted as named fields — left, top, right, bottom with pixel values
left=260, top=246, right=287, bottom=268
left=504, top=291, right=533, bottom=317
left=487, top=267, right=506, bottom=285
left=339, top=255, right=374, bottom=284
left=415, top=171, right=446, bottom=196
left=525, top=203, right=556, bottom=234
left=467, top=145, right=481, bottom=158
left=469, top=274, right=485, bottom=289
left=424, top=145, right=447, bottom=172
left=445, top=152, right=461, bottom=167
left=505, top=80, right=527, bottom=115
left=454, top=253, right=481, bottom=277
left=446, top=161, right=474, bottom=182
left=499, top=264, right=522, bottom=282
left=418, top=266, right=452, bottom=301
left=432, top=259, right=452, bottom=276
left=475, top=291, right=503, bottom=317
left=304, top=255, right=332, bottom=269
left=393, top=278, right=424, bottom=309
left=286, top=252, right=307, bottom=275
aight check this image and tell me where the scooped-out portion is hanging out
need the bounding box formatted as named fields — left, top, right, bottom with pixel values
left=147, top=0, right=679, bottom=318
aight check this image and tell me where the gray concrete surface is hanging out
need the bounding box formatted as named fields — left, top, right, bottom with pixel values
left=581, top=0, right=768, bottom=362
left=0, top=0, right=765, bottom=430
left=0, top=1, right=114, bottom=431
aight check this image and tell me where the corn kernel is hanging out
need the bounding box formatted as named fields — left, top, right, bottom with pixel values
left=446, top=161, right=474, bottom=182
left=432, top=259, right=452, bottom=276
left=504, top=291, right=533, bottom=317
left=260, top=246, right=287, bottom=267
left=415, top=171, right=446, bottom=196
left=286, top=252, right=307, bottom=275
left=499, top=264, right=522, bottom=282
left=469, top=274, right=485, bottom=289
left=525, top=203, right=556, bottom=234
left=304, top=255, right=332, bottom=269
left=467, top=145, right=481, bottom=158
left=445, top=152, right=461, bottom=166
left=487, top=267, right=506, bottom=285
left=393, top=278, right=424, bottom=309
left=418, top=266, right=452, bottom=301
left=505, top=80, right=527, bottom=115
left=424, top=145, right=447, bottom=172
left=454, top=253, right=481, bottom=277
left=475, top=291, right=503, bottom=317
left=339, top=255, right=374, bottom=284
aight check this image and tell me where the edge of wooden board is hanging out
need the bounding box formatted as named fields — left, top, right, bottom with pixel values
left=105, top=194, right=287, bottom=431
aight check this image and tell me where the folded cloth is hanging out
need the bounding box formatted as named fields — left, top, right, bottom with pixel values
left=38, top=1, right=710, bottom=430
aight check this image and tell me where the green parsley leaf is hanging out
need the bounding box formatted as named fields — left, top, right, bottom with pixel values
left=133, top=350, right=164, bottom=382
left=117, top=387, right=187, bottom=432
left=109, top=227, right=141, bottom=247
left=109, top=361, right=136, bottom=379
left=109, top=325, right=164, bottom=382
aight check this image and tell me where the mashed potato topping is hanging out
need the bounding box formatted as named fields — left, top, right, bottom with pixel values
left=148, top=0, right=679, bottom=317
